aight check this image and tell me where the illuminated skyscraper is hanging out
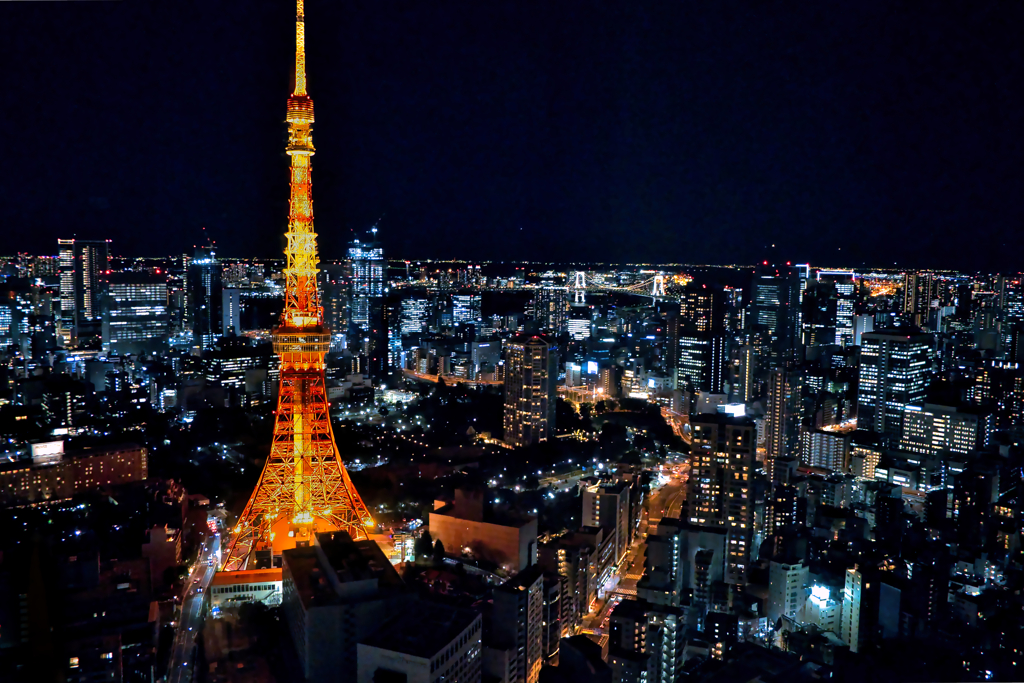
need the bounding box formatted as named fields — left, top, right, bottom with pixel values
left=903, top=271, right=935, bottom=328
left=102, top=272, right=169, bottom=355
left=504, top=335, right=556, bottom=447
left=532, top=283, right=568, bottom=334
left=57, top=238, right=111, bottom=343
left=348, top=233, right=384, bottom=331
left=57, top=239, right=75, bottom=343
left=187, top=244, right=223, bottom=352
left=766, top=367, right=803, bottom=474
left=857, top=329, right=934, bottom=444
left=400, top=298, right=430, bottom=335
left=687, top=413, right=756, bottom=585
left=751, top=264, right=801, bottom=365
left=224, top=0, right=373, bottom=571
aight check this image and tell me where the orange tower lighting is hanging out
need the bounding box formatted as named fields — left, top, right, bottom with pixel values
left=222, top=0, right=374, bottom=571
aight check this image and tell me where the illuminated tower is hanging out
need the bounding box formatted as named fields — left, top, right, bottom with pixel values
left=223, top=0, right=373, bottom=571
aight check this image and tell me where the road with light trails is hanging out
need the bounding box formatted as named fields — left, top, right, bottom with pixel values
left=165, top=533, right=220, bottom=683
left=581, top=473, right=688, bottom=646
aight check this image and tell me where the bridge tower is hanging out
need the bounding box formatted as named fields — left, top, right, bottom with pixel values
left=572, top=271, right=587, bottom=303
left=652, top=274, right=666, bottom=298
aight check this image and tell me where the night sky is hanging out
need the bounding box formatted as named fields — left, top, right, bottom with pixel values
left=1, top=1, right=1021, bottom=268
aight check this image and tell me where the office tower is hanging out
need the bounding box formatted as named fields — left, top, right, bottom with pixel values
left=800, top=280, right=838, bottom=348
left=853, top=314, right=874, bottom=346
left=900, top=403, right=990, bottom=456
left=319, top=262, right=349, bottom=346
left=57, top=238, right=111, bottom=342
left=751, top=264, right=802, bottom=365
left=903, top=271, right=935, bottom=328
left=766, top=367, right=802, bottom=473
left=452, top=293, right=481, bottom=324
left=607, top=599, right=685, bottom=683
left=348, top=233, right=385, bottom=374
left=767, top=559, right=809, bottom=623
left=490, top=567, right=544, bottom=683
left=688, top=413, right=757, bottom=584
left=857, top=329, right=934, bottom=444
left=101, top=272, right=169, bottom=355
left=348, top=235, right=385, bottom=331
left=679, top=285, right=726, bottom=333
left=222, top=1, right=374, bottom=571
left=221, top=287, right=241, bottom=335
left=186, top=244, right=222, bottom=352
left=731, top=344, right=756, bottom=403
left=817, top=271, right=856, bottom=346
left=400, top=297, right=430, bottom=336
left=677, top=326, right=726, bottom=394
left=503, top=335, right=556, bottom=447
left=532, top=283, right=568, bottom=334
left=57, top=238, right=76, bottom=342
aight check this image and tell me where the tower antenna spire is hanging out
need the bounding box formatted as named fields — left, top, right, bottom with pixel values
left=294, top=0, right=307, bottom=96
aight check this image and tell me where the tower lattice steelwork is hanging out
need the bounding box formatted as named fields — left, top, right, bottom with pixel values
left=222, top=0, right=373, bottom=571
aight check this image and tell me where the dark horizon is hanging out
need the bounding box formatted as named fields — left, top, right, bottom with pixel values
left=1, top=0, right=1021, bottom=269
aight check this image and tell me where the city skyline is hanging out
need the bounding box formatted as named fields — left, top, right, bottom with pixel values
left=2, top=1, right=1022, bottom=268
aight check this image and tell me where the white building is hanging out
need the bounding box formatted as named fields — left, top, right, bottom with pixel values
left=767, top=559, right=808, bottom=624
left=841, top=566, right=863, bottom=653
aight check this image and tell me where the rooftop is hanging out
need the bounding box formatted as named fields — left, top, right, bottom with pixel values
left=361, top=602, right=479, bottom=659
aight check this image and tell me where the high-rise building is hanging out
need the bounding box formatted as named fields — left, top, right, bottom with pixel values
left=688, top=413, right=757, bottom=584
left=818, top=271, right=856, bottom=346
left=767, top=559, right=809, bottom=624
left=222, top=288, right=241, bottom=335
left=490, top=566, right=544, bottom=683
left=57, top=238, right=111, bottom=342
left=766, top=367, right=803, bottom=473
left=348, top=234, right=384, bottom=332
left=903, top=271, right=935, bottom=328
left=532, top=283, right=568, bottom=334
left=503, top=335, right=556, bottom=447
left=677, top=327, right=726, bottom=394
left=319, top=262, right=349, bottom=347
left=57, top=238, right=76, bottom=343
left=400, top=298, right=430, bottom=336
left=840, top=566, right=864, bottom=653
left=102, top=272, right=169, bottom=355
left=567, top=303, right=592, bottom=340
left=452, top=293, right=481, bottom=325
left=679, top=285, right=726, bottom=333
left=857, top=329, right=934, bottom=443
left=581, top=480, right=632, bottom=565
left=347, top=233, right=385, bottom=374
left=751, top=264, right=802, bottom=365
left=186, top=244, right=222, bottom=352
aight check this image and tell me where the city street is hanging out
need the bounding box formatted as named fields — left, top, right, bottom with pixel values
left=166, top=533, right=220, bottom=683
left=581, top=471, right=688, bottom=644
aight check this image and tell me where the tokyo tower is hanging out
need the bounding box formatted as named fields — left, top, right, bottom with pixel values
left=222, top=0, right=374, bottom=571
